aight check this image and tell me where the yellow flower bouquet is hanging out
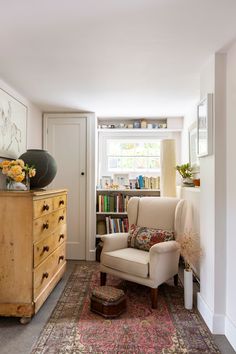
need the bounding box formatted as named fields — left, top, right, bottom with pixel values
left=0, top=159, right=36, bottom=190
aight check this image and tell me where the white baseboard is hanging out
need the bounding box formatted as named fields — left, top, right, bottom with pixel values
left=197, top=292, right=225, bottom=334
left=88, top=249, right=96, bottom=261
left=225, top=316, right=236, bottom=351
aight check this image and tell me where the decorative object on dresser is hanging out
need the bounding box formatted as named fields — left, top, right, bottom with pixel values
left=19, top=149, right=57, bottom=189
left=0, top=159, right=36, bottom=190
left=0, top=189, right=67, bottom=323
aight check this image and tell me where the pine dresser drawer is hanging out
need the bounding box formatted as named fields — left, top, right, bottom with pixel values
left=33, top=197, right=53, bottom=219
left=33, top=208, right=66, bottom=243
left=33, top=224, right=67, bottom=267
left=53, top=194, right=67, bottom=211
left=33, top=243, right=66, bottom=300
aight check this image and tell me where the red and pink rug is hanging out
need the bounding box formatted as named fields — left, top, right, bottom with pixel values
left=31, top=262, right=220, bottom=353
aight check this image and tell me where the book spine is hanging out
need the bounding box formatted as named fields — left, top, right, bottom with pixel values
left=105, top=217, right=109, bottom=233
left=104, top=195, right=108, bottom=212
left=110, top=195, right=114, bottom=212
left=139, top=175, right=144, bottom=189
left=98, top=195, right=102, bottom=212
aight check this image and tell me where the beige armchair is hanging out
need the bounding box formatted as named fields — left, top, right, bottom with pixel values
left=100, top=196, right=189, bottom=308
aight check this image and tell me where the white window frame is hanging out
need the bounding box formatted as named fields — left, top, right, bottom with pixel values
left=98, top=130, right=181, bottom=181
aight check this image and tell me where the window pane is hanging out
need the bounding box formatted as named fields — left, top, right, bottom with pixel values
left=106, top=138, right=160, bottom=175
left=107, top=140, right=160, bottom=157
left=108, top=156, right=160, bottom=172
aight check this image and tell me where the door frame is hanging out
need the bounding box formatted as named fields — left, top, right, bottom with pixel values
left=43, top=112, right=96, bottom=261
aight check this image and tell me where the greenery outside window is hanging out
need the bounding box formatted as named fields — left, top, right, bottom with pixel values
left=107, top=139, right=160, bottom=175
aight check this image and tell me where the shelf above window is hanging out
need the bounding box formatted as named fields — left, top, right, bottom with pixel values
left=97, top=128, right=182, bottom=133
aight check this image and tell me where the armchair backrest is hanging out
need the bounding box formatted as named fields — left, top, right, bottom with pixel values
left=127, top=197, right=189, bottom=237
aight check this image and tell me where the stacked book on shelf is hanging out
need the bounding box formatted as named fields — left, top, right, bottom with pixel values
left=97, top=217, right=129, bottom=235
left=105, top=216, right=129, bottom=234
left=136, top=175, right=160, bottom=189
left=97, top=193, right=130, bottom=213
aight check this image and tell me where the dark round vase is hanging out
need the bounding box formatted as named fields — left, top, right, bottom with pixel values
left=19, top=149, right=57, bottom=189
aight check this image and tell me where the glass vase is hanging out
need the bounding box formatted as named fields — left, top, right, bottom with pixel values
left=6, top=174, right=30, bottom=191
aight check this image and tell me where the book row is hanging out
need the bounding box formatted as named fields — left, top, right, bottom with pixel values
left=97, top=194, right=130, bottom=213
left=135, top=175, right=160, bottom=189
left=96, top=217, right=129, bottom=235
left=104, top=216, right=129, bottom=234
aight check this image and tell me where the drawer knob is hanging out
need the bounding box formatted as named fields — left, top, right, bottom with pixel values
left=43, top=204, right=50, bottom=211
left=58, top=255, right=64, bottom=263
left=59, top=200, right=65, bottom=206
left=59, top=234, right=64, bottom=241
left=59, top=215, right=64, bottom=222
left=42, top=272, right=49, bottom=280
left=43, top=222, right=49, bottom=229
left=43, top=245, right=49, bottom=253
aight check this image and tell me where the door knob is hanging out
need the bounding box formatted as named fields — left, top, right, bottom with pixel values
left=81, top=172, right=85, bottom=176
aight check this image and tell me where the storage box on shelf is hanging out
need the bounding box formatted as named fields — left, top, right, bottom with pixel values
left=0, top=189, right=67, bottom=323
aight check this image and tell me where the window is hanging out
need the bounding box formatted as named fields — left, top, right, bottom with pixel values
left=98, top=129, right=180, bottom=181
left=106, top=139, right=160, bottom=176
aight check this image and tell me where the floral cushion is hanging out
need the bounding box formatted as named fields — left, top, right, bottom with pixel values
left=127, top=224, right=175, bottom=251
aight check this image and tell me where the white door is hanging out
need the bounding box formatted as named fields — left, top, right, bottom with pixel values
left=45, top=117, right=86, bottom=260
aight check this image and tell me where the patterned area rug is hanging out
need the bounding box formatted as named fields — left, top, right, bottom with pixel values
left=31, top=262, right=220, bottom=354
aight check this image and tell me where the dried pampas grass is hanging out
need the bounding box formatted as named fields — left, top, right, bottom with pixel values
left=177, top=231, right=202, bottom=271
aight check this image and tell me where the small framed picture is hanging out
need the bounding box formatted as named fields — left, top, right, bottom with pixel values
left=113, top=173, right=129, bottom=187
left=101, top=176, right=112, bottom=189
left=189, top=121, right=199, bottom=172
left=197, top=93, right=213, bottom=157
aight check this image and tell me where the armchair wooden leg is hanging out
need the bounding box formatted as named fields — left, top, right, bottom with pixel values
left=174, top=274, right=178, bottom=286
left=150, top=287, right=158, bottom=309
left=100, top=272, right=107, bottom=286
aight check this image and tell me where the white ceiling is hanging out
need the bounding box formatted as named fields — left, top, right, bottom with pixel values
left=0, top=0, right=236, bottom=116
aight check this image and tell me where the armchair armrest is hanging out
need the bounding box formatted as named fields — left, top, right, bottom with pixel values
left=149, top=240, right=180, bottom=284
left=150, top=240, right=180, bottom=255
left=101, top=233, right=129, bottom=252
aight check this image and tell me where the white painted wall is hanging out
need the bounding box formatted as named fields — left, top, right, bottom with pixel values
left=197, top=56, right=215, bottom=322
left=0, top=78, right=42, bottom=188
left=197, top=54, right=227, bottom=335
left=225, top=41, right=236, bottom=350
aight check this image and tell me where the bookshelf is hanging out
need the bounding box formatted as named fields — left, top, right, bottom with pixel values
left=96, top=188, right=161, bottom=237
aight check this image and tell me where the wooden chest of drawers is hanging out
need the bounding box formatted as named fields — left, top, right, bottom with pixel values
left=0, top=189, right=67, bottom=322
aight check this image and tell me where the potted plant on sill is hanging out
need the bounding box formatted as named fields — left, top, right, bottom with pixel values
left=176, top=163, right=194, bottom=186
left=177, top=231, right=202, bottom=310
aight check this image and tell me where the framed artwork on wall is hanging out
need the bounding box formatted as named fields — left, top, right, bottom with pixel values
left=197, top=93, right=213, bottom=157
left=0, top=88, right=27, bottom=159
left=189, top=121, right=199, bottom=171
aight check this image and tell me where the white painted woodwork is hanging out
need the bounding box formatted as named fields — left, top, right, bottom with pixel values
left=45, top=117, right=86, bottom=259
